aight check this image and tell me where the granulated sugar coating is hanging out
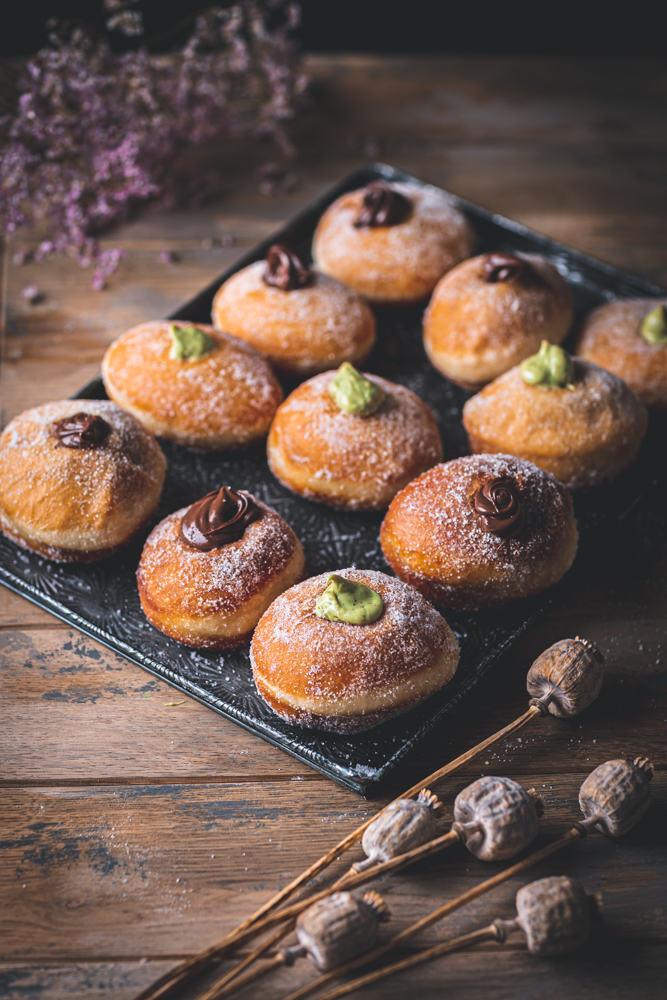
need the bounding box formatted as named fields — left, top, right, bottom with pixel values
left=251, top=568, right=460, bottom=733
left=211, top=262, right=376, bottom=376
left=380, top=454, right=578, bottom=610
left=102, top=320, right=282, bottom=449
left=463, top=359, right=648, bottom=490
left=576, top=298, right=667, bottom=410
left=137, top=498, right=301, bottom=618
left=0, top=400, right=166, bottom=558
left=313, top=182, right=474, bottom=304
left=267, top=371, right=442, bottom=510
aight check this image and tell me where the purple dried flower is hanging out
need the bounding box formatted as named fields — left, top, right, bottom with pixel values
left=0, top=3, right=306, bottom=289
left=20, top=284, right=41, bottom=303
left=12, top=246, right=33, bottom=265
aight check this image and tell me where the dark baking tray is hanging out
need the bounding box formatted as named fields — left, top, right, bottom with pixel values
left=1, top=163, right=663, bottom=795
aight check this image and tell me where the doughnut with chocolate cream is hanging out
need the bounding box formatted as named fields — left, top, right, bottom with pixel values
left=0, top=400, right=166, bottom=561
left=102, top=320, right=282, bottom=450
left=462, top=344, right=648, bottom=489
left=211, top=245, right=376, bottom=377
left=137, top=487, right=305, bottom=649
left=380, top=454, right=578, bottom=610
left=251, top=569, right=460, bottom=733
left=312, top=180, right=474, bottom=305
left=267, top=364, right=443, bottom=510
left=575, top=298, right=667, bottom=410
left=423, top=252, right=574, bottom=390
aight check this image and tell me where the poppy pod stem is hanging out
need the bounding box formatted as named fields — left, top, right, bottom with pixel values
left=132, top=638, right=603, bottom=1000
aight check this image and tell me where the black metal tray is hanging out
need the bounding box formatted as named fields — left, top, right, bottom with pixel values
left=1, top=164, right=663, bottom=795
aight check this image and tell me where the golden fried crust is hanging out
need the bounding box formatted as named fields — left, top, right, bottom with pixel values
left=575, top=298, right=667, bottom=411
left=312, top=183, right=474, bottom=305
left=462, top=360, right=648, bottom=490
left=423, top=253, right=574, bottom=388
left=250, top=569, right=460, bottom=732
left=380, top=455, right=578, bottom=611
left=266, top=372, right=443, bottom=511
left=211, top=263, right=376, bottom=377
left=0, top=400, right=166, bottom=560
left=137, top=498, right=305, bottom=650
left=102, top=320, right=283, bottom=450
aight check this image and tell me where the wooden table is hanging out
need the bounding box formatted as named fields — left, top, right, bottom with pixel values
left=2, top=56, right=666, bottom=1000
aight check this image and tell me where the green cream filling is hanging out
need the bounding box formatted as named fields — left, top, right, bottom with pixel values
left=314, top=574, right=383, bottom=625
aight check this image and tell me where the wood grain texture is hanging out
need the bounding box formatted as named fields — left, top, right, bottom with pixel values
left=1, top=774, right=666, bottom=962
left=1, top=53, right=667, bottom=1000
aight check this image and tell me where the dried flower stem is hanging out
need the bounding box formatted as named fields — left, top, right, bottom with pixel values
left=308, top=925, right=501, bottom=1000
left=282, top=827, right=588, bottom=1000
left=134, top=708, right=539, bottom=1000
left=196, top=830, right=462, bottom=1000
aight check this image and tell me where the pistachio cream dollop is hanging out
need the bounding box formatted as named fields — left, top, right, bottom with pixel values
left=520, top=340, right=574, bottom=389
left=640, top=304, right=667, bottom=345
left=315, top=574, right=384, bottom=625
left=169, top=323, right=215, bottom=361
left=328, top=363, right=385, bottom=417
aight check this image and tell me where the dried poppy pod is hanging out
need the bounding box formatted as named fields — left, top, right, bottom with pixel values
left=303, top=877, right=598, bottom=1000
left=282, top=891, right=390, bottom=972
left=511, top=876, right=593, bottom=955
left=137, top=637, right=606, bottom=1000
left=283, top=757, right=652, bottom=1000
left=579, top=756, right=653, bottom=837
left=526, top=636, right=604, bottom=718
left=452, top=776, right=543, bottom=861
left=350, top=789, right=443, bottom=873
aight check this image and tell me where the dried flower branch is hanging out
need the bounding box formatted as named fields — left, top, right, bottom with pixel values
left=0, top=2, right=307, bottom=288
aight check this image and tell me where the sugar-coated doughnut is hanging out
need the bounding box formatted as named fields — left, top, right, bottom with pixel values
left=463, top=355, right=648, bottom=490
left=380, top=454, right=578, bottom=610
left=423, top=252, right=574, bottom=390
left=312, top=180, right=474, bottom=305
left=137, top=488, right=305, bottom=649
left=575, top=298, right=667, bottom=411
left=0, top=400, right=166, bottom=561
left=267, top=368, right=443, bottom=511
left=251, top=569, right=460, bottom=733
left=211, top=245, right=376, bottom=377
left=102, top=320, right=282, bottom=450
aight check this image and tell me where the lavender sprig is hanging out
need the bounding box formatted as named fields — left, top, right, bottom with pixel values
left=0, top=2, right=307, bottom=289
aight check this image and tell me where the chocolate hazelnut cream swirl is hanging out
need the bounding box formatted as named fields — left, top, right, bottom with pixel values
left=354, top=181, right=411, bottom=228
left=180, top=487, right=260, bottom=551
left=473, top=476, right=524, bottom=539
left=481, top=252, right=543, bottom=286
left=51, top=412, right=111, bottom=450
left=263, top=245, right=313, bottom=291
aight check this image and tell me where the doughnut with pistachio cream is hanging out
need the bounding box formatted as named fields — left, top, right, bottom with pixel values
left=312, top=180, right=474, bottom=305
left=380, top=454, right=578, bottom=611
left=211, top=244, right=376, bottom=377
left=0, top=400, right=166, bottom=561
left=137, top=487, right=305, bottom=649
left=267, top=363, right=443, bottom=511
left=575, top=298, right=667, bottom=410
left=251, top=569, right=460, bottom=733
left=102, top=320, right=282, bottom=450
left=462, top=343, right=648, bottom=489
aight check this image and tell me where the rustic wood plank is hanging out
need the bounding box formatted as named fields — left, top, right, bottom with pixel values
left=1, top=774, right=665, bottom=962
left=0, top=628, right=315, bottom=783
left=1, top=599, right=666, bottom=787
left=3, top=945, right=667, bottom=1000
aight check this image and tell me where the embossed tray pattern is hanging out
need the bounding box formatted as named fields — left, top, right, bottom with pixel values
left=0, top=164, right=662, bottom=794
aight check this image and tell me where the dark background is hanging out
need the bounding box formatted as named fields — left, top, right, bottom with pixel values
left=0, top=0, right=665, bottom=57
